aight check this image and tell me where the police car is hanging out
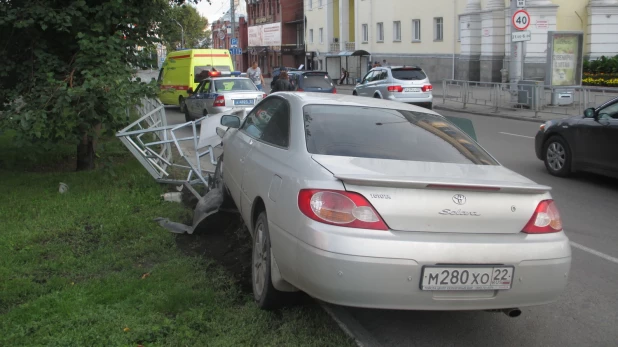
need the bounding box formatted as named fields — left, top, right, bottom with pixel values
left=184, top=71, right=267, bottom=122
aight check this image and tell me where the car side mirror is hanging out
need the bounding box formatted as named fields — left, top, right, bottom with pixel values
left=187, top=87, right=194, bottom=95
left=221, top=115, right=240, bottom=128
left=584, top=107, right=596, bottom=119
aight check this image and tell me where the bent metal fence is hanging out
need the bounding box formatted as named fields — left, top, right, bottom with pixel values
left=442, top=80, right=618, bottom=118
left=116, top=98, right=246, bottom=200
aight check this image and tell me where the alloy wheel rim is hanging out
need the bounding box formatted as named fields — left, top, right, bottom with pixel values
left=547, top=142, right=566, bottom=171
left=252, top=223, right=267, bottom=297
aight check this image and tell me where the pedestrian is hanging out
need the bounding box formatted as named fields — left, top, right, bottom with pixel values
left=271, top=71, right=295, bottom=92
left=338, top=68, right=349, bottom=85
left=247, top=61, right=265, bottom=91
left=271, top=66, right=287, bottom=89
left=382, top=59, right=390, bottom=67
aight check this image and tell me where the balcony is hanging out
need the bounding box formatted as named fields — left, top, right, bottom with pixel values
left=345, top=42, right=355, bottom=51
left=330, top=43, right=340, bottom=52
left=329, top=42, right=356, bottom=53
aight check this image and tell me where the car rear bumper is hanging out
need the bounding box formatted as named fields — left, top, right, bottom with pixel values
left=386, top=93, right=433, bottom=104
left=297, top=241, right=570, bottom=310
left=290, top=222, right=571, bottom=310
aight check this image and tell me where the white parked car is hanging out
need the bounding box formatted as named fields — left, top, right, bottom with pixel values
left=213, top=92, right=571, bottom=315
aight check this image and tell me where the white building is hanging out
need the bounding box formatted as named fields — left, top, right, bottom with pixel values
left=304, top=0, right=618, bottom=82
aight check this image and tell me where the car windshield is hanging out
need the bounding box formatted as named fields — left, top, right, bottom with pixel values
left=303, top=105, right=497, bottom=165
left=214, top=79, right=258, bottom=92
left=391, top=68, right=427, bottom=81
left=194, top=65, right=231, bottom=82
left=301, top=73, right=334, bottom=89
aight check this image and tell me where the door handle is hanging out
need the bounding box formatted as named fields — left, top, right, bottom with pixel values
left=240, top=158, right=245, bottom=163
left=249, top=139, right=253, bottom=145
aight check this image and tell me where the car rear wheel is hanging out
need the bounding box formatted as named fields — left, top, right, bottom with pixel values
left=374, top=94, right=381, bottom=99
left=252, top=211, right=288, bottom=310
left=203, top=109, right=208, bottom=119
left=426, top=102, right=433, bottom=110
left=184, top=107, right=192, bottom=122
left=352, top=91, right=358, bottom=96
left=544, top=136, right=571, bottom=177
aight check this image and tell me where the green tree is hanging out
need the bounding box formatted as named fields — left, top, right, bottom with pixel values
left=0, top=0, right=209, bottom=170
left=160, top=5, right=211, bottom=51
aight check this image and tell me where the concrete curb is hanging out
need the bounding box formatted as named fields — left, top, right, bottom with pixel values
left=433, top=104, right=546, bottom=124
left=319, top=302, right=383, bottom=347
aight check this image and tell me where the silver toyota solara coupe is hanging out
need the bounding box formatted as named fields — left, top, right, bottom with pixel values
left=214, top=92, right=571, bottom=314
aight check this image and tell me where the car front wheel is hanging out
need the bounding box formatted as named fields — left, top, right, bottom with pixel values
left=252, top=211, right=287, bottom=310
left=544, top=136, right=571, bottom=177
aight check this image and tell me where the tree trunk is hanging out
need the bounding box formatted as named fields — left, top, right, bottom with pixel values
left=76, top=124, right=101, bottom=171
left=76, top=133, right=95, bottom=171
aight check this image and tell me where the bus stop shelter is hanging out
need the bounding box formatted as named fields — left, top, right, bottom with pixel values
left=325, top=50, right=371, bottom=85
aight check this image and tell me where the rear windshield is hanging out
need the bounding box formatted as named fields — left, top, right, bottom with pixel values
left=391, top=68, right=427, bottom=81
left=194, top=65, right=231, bottom=82
left=301, top=73, right=334, bottom=89
left=303, top=105, right=497, bottom=165
left=214, top=79, right=257, bottom=92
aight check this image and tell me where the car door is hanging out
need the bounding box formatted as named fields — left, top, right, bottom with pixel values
left=226, top=98, right=284, bottom=224
left=597, top=100, right=618, bottom=172
left=374, top=69, right=388, bottom=97
left=186, top=81, right=205, bottom=117
left=356, top=70, right=374, bottom=97
left=574, top=100, right=618, bottom=169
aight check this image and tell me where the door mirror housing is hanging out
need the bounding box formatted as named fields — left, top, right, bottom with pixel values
left=187, top=87, right=194, bottom=95
left=584, top=107, right=596, bottom=119
left=221, top=115, right=241, bottom=128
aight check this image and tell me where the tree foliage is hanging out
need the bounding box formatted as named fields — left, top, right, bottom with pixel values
left=0, top=0, right=209, bottom=170
left=160, top=5, right=211, bottom=51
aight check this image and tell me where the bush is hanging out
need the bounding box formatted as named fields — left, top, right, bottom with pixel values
left=583, top=55, right=618, bottom=74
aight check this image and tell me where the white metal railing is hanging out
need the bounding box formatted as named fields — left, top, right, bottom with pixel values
left=442, top=80, right=618, bottom=118
left=329, top=43, right=340, bottom=52
left=345, top=42, right=355, bottom=51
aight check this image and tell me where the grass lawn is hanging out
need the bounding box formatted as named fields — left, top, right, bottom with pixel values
left=0, top=139, right=354, bottom=346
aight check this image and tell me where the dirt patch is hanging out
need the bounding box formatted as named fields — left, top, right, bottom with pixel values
left=175, top=211, right=253, bottom=293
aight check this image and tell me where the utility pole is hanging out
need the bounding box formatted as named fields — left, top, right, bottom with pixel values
left=230, top=0, right=236, bottom=70
left=173, top=19, right=184, bottom=49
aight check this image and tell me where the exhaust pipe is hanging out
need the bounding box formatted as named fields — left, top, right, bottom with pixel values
left=485, top=308, right=522, bottom=318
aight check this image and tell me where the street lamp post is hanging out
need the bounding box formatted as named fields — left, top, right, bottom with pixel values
left=173, top=19, right=184, bottom=49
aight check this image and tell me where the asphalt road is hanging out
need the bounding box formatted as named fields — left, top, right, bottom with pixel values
left=164, top=104, right=618, bottom=347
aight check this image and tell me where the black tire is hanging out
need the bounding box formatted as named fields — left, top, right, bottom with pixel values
left=426, top=102, right=433, bottom=110
left=543, top=136, right=572, bottom=177
left=252, top=211, right=287, bottom=310
left=179, top=96, right=186, bottom=113
left=352, top=91, right=358, bottom=96
left=374, top=94, right=381, bottom=99
left=184, top=107, right=192, bottom=122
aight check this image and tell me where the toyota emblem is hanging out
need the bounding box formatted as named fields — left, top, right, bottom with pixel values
left=452, top=194, right=466, bottom=205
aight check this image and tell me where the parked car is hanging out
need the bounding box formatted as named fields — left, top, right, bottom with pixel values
left=353, top=66, right=433, bottom=109
left=286, top=71, right=337, bottom=93
left=535, top=96, right=618, bottom=178
left=214, top=92, right=571, bottom=313
left=184, top=71, right=266, bottom=122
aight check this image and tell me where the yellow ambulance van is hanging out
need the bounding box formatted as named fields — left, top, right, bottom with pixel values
left=157, top=49, right=234, bottom=111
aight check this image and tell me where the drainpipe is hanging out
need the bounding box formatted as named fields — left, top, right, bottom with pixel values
left=452, top=0, right=457, bottom=80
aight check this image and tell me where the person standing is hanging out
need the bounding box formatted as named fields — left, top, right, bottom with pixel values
left=247, top=61, right=265, bottom=91
left=271, top=71, right=295, bottom=92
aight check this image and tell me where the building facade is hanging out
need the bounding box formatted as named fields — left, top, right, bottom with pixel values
left=246, top=0, right=305, bottom=77
left=305, top=0, right=618, bottom=82
left=211, top=14, right=249, bottom=72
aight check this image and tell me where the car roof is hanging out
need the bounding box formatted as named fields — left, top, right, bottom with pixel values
left=272, top=92, right=441, bottom=115
left=204, top=77, right=252, bottom=82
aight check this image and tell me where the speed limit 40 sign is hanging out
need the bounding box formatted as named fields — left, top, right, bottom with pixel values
left=512, top=9, right=530, bottom=30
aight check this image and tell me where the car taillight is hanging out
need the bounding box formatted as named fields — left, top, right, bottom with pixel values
left=333, top=87, right=337, bottom=94
left=387, top=85, right=403, bottom=92
left=522, top=199, right=563, bottom=234
left=298, top=189, right=388, bottom=230
left=297, top=88, right=304, bottom=92
left=421, top=85, right=433, bottom=92
left=213, top=95, right=225, bottom=107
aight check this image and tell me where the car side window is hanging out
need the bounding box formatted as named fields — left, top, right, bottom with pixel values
left=194, top=81, right=205, bottom=94
left=241, top=98, right=288, bottom=144
left=261, top=102, right=290, bottom=148
left=378, top=70, right=387, bottom=80
left=598, top=102, right=618, bottom=119
left=362, top=71, right=374, bottom=83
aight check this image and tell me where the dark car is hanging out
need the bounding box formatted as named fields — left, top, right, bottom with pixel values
left=287, top=71, right=337, bottom=93
left=534, top=96, right=618, bottom=178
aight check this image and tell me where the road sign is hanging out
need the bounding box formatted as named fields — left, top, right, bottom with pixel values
left=229, top=47, right=242, bottom=55
left=230, top=38, right=238, bottom=47
left=512, top=30, right=531, bottom=42
left=512, top=10, right=530, bottom=31
left=218, top=30, right=226, bottom=40
left=517, top=0, right=526, bottom=8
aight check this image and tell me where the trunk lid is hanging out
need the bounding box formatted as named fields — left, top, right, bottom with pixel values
left=312, top=155, right=551, bottom=234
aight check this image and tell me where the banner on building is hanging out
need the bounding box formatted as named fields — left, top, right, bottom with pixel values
left=248, top=22, right=281, bottom=47
left=545, top=31, right=584, bottom=86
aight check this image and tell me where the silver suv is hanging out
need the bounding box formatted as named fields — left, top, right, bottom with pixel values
left=353, top=66, right=433, bottom=109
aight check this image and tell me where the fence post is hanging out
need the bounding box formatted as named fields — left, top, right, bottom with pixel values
left=462, top=82, right=468, bottom=109
left=533, top=83, right=540, bottom=118
left=442, top=80, right=446, bottom=104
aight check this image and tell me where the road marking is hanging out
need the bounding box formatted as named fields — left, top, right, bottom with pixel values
left=499, top=132, right=535, bottom=139
left=570, top=241, right=618, bottom=265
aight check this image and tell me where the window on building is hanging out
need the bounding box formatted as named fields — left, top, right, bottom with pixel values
left=307, top=0, right=312, bottom=10
left=319, top=28, right=324, bottom=44
left=362, top=24, right=368, bottom=43
left=434, top=17, right=443, bottom=41
left=277, top=0, right=280, bottom=14
left=377, top=22, right=384, bottom=42
left=319, top=0, right=323, bottom=7
left=412, top=19, right=421, bottom=41
left=393, top=21, right=401, bottom=42
left=310, top=29, right=314, bottom=43
left=269, top=0, right=272, bottom=15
